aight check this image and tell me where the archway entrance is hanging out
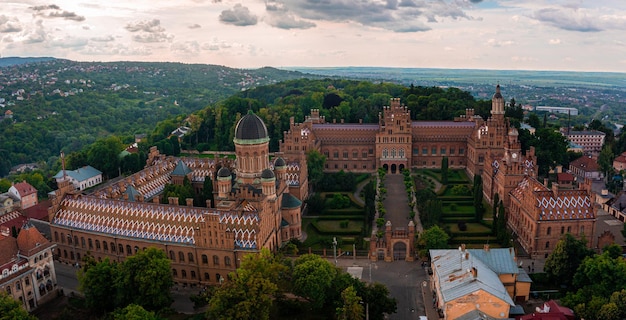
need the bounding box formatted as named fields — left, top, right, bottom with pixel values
left=399, top=164, right=405, bottom=171
left=393, top=242, right=407, bottom=260
left=391, top=164, right=397, bottom=174
left=383, top=164, right=389, bottom=173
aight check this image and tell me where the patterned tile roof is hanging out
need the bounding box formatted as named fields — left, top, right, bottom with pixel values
left=412, top=121, right=476, bottom=128
left=171, top=160, right=192, bottom=176
left=52, top=196, right=208, bottom=244
left=312, top=124, right=379, bottom=131
left=510, top=177, right=594, bottom=221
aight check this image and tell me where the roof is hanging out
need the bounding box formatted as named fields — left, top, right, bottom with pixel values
left=430, top=248, right=515, bottom=307
left=171, top=160, right=192, bottom=176
left=12, top=181, right=37, bottom=197
left=218, top=166, right=231, bottom=178
left=23, top=199, right=52, bottom=221
left=557, top=173, right=575, bottom=182
left=493, top=84, right=503, bottom=99
left=123, top=185, right=143, bottom=202
left=465, top=247, right=519, bottom=275
left=281, top=193, right=302, bottom=209
left=0, top=211, right=27, bottom=231
left=569, top=156, right=600, bottom=172
left=614, top=152, right=626, bottom=164
left=274, top=157, right=286, bottom=167
left=16, top=222, right=52, bottom=255
left=566, top=130, right=606, bottom=136
left=412, top=121, right=476, bottom=128
left=54, top=165, right=102, bottom=182
left=261, top=168, right=275, bottom=179
left=312, top=123, right=379, bottom=131
left=510, top=177, right=594, bottom=221
left=234, top=110, right=269, bottom=142
left=0, top=234, right=19, bottom=265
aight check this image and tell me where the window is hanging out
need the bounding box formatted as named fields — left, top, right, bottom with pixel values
left=399, top=149, right=405, bottom=158
left=54, top=232, right=58, bottom=242
left=547, top=227, right=551, bottom=235
left=450, top=148, right=455, bottom=155
left=333, top=151, right=339, bottom=159
left=126, top=245, right=132, bottom=255
left=441, top=148, right=446, bottom=155
left=545, top=241, right=550, bottom=249
left=213, top=255, right=220, bottom=266
left=6, top=286, right=10, bottom=294
left=119, top=244, right=124, bottom=253
left=353, top=151, right=358, bottom=158
left=95, top=240, right=100, bottom=250
left=382, top=149, right=388, bottom=158
left=188, top=253, right=194, bottom=263
left=561, top=227, right=565, bottom=234
left=202, top=254, right=208, bottom=264
left=103, top=241, right=108, bottom=252
left=61, top=233, right=65, bottom=244
left=24, top=278, right=29, bottom=286
left=81, top=237, right=86, bottom=248
left=172, top=269, right=177, bottom=277
left=431, top=147, right=437, bottom=155
left=179, top=252, right=185, bottom=262
left=134, top=246, right=139, bottom=253
left=204, top=273, right=210, bottom=281
left=225, top=257, right=231, bottom=266
left=567, top=226, right=571, bottom=233
left=391, top=149, right=396, bottom=158
left=16, top=282, right=21, bottom=291
left=362, top=152, right=367, bottom=158
left=67, top=236, right=72, bottom=245
left=459, top=148, right=465, bottom=155
left=580, top=226, right=585, bottom=235
left=422, top=148, right=427, bottom=155
left=343, top=151, right=348, bottom=158
left=369, top=149, right=374, bottom=155
left=191, top=271, right=196, bottom=279
left=88, top=238, right=93, bottom=249
left=74, top=236, right=78, bottom=246
left=182, top=270, right=187, bottom=278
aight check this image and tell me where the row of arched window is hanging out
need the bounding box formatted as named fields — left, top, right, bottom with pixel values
left=168, top=251, right=232, bottom=267
left=172, top=269, right=223, bottom=283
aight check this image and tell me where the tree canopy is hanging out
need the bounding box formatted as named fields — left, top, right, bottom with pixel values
left=544, top=233, right=594, bottom=287
left=0, top=292, right=37, bottom=320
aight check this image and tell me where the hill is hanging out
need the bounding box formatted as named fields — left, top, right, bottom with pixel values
left=0, top=57, right=56, bottom=67
left=0, top=59, right=314, bottom=176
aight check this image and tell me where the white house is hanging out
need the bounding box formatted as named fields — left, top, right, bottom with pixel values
left=53, top=166, right=103, bottom=191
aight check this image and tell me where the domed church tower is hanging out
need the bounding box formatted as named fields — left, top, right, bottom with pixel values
left=491, top=84, right=505, bottom=119
left=233, top=110, right=271, bottom=185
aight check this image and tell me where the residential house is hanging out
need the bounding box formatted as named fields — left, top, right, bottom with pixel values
left=603, top=191, right=626, bottom=222
left=569, top=156, right=603, bottom=181
left=613, top=151, right=626, bottom=172
left=516, top=300, right=575, bottom=320
left=429, top=245, right=531, bottom=320
left=53, top=166, right=102, bottom=191
left=0, top=222, right=58, bottom=312
left=563, top=130, right=605, bottom=155
left=0, top=193, right=16, bottom=215
left=8, top=182, right=38, bottom=210
left=556, top=173, right=576, bottom=188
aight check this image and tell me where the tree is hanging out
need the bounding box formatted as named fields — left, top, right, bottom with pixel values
left=78, top=257, right=118, bottom=314
left=441, top=157, right=448, bottom=185
left=544, top=233, right=594, bottom=287
left=87, top=136, right=124, bottom=179
left=473, top=175, right=483, bottom=222
left=306, top=149, right=326, bottom=189
left=292, top=254, right=337, bottom=310
left=207, top=272, right=277, bottom=320
left=362, top=282, right=397, bottom=320
left=598, top=145, right=615, bottom=183
left=496, top=201, right=510, bottom=246
left=492, top=193, right=500, bottom=236
left=0, top=292, right=37, bottom=320
left=112, top=304, right=158, bottom=320
left=534, top=127, right=568, bottom=176
left=527, top=113, right=541, bottom=129
left=417, top=226, right=449, bottom=257
left=336, top=286, right=364, bottom=320
left=115, top=247, right=173, bottom=311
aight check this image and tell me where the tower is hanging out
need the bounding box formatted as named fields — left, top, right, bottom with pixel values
left=233, top=110, right=271, bottom=185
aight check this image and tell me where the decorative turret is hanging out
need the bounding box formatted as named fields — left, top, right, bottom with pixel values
left=491, top=84, right=505, bottom=116
left=233, top=110, right=270, bottom=185
left=261, top=168, right=276, bottom=198
left=274, top=157, right=286, bottom=181
left=217, top=167, right=231, bottom=198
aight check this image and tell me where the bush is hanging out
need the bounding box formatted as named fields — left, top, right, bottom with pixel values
left=458, top=221, right=467, bottom=231
left=340, top=220, right=349, bottom=228
left=450, top=203, right=457, bottom=211
left=376, top=218, right=385, bottom=228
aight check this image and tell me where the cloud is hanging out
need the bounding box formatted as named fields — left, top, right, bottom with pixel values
left=275, top=0, right=474, bottom=32
left=188, top=24, right=202, bottom=29
left=125, top=19, right=173, bottom=43
left=219, top=4, right=258, bottom=26
left=81, top=43, right=153, bottom=56
left=265, top=2, right=315, bottom=29
left=549, top=38, right=561, bottom=45
left=30, top=4, right=85, bottom=22
left=172, top=41, right=201, bottom=55
left=532, top=7, right=601, bottom=32
left=0, top=15, right=22, bottom=33
left=90, top=35, right=115, bottom=42
left=487, top=38, right=514, bottom=47
left=24, top=20, right=47, bottom=44
left=50, top=36, right=88, bottom=48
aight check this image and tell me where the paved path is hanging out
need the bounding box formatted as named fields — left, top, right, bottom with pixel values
left=382, top=174, right=414, bottom=230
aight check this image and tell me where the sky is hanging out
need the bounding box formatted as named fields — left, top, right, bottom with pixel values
left=1, top=0, right=625, bottom=72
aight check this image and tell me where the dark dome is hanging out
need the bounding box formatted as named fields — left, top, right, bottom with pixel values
left=261, top=168, right=275, bottom=179
left=274, top=157, right=286, bottom=167
left=235, top=110, right=268, bottom=141
left=217, top=167, right=231, bottom=178
left=493, top=84, right=503, bottom=99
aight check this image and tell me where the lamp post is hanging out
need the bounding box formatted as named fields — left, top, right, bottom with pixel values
left=333, top=237, right=338, bottom=266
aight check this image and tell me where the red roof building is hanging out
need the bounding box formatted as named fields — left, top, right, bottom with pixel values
left=517, top=300, right=575, bottom=320
left=8, top=182, right=38, bottom=210
left=569, top=156, right=602, bottom=181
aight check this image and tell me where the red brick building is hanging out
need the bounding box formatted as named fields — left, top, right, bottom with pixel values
left=49, top=111, right=308, bottom=286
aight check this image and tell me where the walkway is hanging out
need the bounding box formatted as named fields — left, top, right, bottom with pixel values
left=382, top=174, right=414, bottom=230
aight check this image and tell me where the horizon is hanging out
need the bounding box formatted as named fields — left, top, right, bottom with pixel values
left=2, top=1, right=625, bottom=73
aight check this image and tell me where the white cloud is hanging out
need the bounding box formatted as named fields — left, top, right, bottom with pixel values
left=549, top=38, right=561, bottom=45
left=219, top=4, right=258, bottom=26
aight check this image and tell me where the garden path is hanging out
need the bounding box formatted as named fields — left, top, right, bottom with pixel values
left=382, top=174, right=414, bottom=230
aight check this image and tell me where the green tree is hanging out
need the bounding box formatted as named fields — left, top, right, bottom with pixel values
left=0, top=178, right=12, bottom=193
left=87, top=136, right=124, bottom=179
left=544, top=233, right=594, bottom=286
left=207, top=272, right=277, bottom=320
left=441, top=157, right=448, bottom=185
left=492, top=193, right=500, bottom=236
left=527, top=113, right=541, bottom=129
left=336, top=286, right=364, bottom=320
left=292, top=254, right=337, bottom=310
left=78, top=257, right=118, bottom=314
left=115, top=247, right=173, bottom=311
left=417, top=226, right=449, bottom=257
left=112, top=304, right=159, bottom=320
left=598, top=145, right=615, bottom=183
left=307, top=149, right=326, bottom=189
left=0, top=291, right=37, bottom=320
left=534, top=127, right=568, bottom=177
left=496, top=201, right=510, bottom=246
left=362, top=283, right=397, bottom=320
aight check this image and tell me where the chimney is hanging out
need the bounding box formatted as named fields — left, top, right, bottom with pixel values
left=186, top=198, right=194, bottom=207
left=153, top=197, right=160, bottom=204
left=136, top=195, right=143, bottom=202
left=552, top=183, right=559, bottom=197
left=359, top=119, right=363, bottom=124
left=483, top=244, right=490, bottom=252
left=543, top=178, right=549, bottom=187
left=471, top=267, right=477, bottom=278
left=461, top=243, right=466, bottom=252
left=465, top=252, right=470, bottom=260
left=168, top=197, right=178, bottom=205
left=206, top=199, right=212, bottom=208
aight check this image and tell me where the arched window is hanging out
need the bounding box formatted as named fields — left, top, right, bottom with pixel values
left=179, top=252, right=185, bottom=262
left=382, top=149, right=388, bottom=158
left=95, top=240, right=100, bottom=250
left=580, top=226, right=585, bottom=235
left=54, top=232, right=58, bottom=242
left=103, top=241, right=108, bottom=252
left=213, top=255, right=219, bottom=266
left=188, top=253, right=194, bottom=263
left=547, top=227, right=551, bottom=235
left=399, top=149, right=405, bottom=158
left=60, top=233, right=65, bottom=244
left=224, top=257, right=231, bottom=267
left=81, top=237, right=86, bottom=248
left=6, top=286, right=10, bottom=294
left=204, top=273, right=210, bottom=281
left=126, top=245, right=132, bottom=255
left=202, top=254, right=208, bottom=264
left=391, top=149, right=396, bottom=158
left=172, top=269, right=177, bottom=277
left=169, top=251, right=176, bottom=261
left=181, top=270, right=187, bottom=278
left=67, top=236, right=72, bottom=245
left=545, top=241, right=550, bottom=249
left=88, top=238, right=93, bottom=249
left=134, top=246, right=139, bottom=253
left=191, top=271, right=196, bottom=279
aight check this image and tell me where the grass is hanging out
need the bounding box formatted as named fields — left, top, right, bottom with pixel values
left=315, top=219, right=363, bottom=233
left=446, top=222, right=492, bottom=233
